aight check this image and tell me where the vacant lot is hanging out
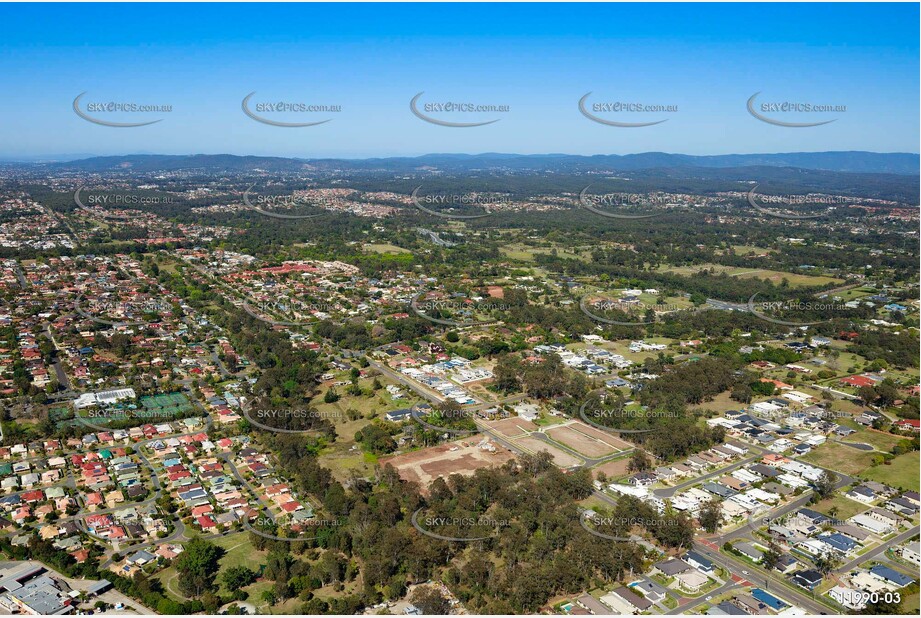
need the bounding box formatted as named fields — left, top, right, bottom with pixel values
left=802, top=442, right=876, bottom=476
left=156, top=533, right=270, bottom=608
left=811, top=495, right=870, bottom=521
left=842, top=428, right=906, bottom=453
left=499, top=242, right=592, bottom=263
left=486, top=416, right=539, bottom=438
left=859, top=451, right=920, bottom=491
left=379, top=438, right=515, bottom=490
left=513, top=436, right=583, bottom=468
left=658, top=263, right=843, bottom=288
left=546, top=422, right=629, bottom=457
left=590, top=457, right=632, bottom=481
left=363, top=243, right=411, bottom=254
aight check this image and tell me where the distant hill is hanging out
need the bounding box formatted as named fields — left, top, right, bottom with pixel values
left=40, top=151, right=919, bottom=175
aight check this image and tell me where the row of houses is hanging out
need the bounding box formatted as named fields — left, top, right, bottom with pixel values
left=627, top=440, right=751, bottom=489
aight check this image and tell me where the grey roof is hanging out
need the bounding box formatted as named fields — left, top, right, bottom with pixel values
left=576, top=593, right=610, bottom=615
left=715, top=601, right=747, bottom=615
left=735, top=541, right=764, bottom=560
left=127, top=550, right=156, bottom=564
left=633, top=579, right=667, bottom=597
left=614, top=586, right=652, bottom=610
left=654, top=558, right=693, bottom=576
left=85, top=579, right=112, bottom=595
left=8, top=575, right=70, bottom=615
left=702, top=482, right=737, bottom=498
left=0, top=565, right=45, bottom=592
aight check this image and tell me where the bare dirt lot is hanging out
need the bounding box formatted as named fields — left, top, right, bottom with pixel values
left=545, top=422, right=628, bottom=457
left=512, top=436, right=583, bottom=468
left=379, top=437, right=515, bottom=490
left=484, top=416, right=539, bottom=437
left=590, top=458, right=632, bottom=480
left=566, top=422, right=634, bottom=450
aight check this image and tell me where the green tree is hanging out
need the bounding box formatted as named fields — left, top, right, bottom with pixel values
left=221, top=566, right=257, bottom=591
left=698, top=499, right=722, bottom=533
left=409, top=586, right=451, bottom=614
left=174, top=537, right=225, bottom=598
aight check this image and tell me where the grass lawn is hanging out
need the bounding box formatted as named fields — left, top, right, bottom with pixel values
left=729, top=245, right=775, bottom=255
left=842, top=428, right=905, bottom=452
left=801, top=442, right=877, bottom=476
left=155, top=533, right=270, bottom=607
left=689, top=391, right=745, bottom=414
left=313, top=384, right=421, bottom=481
left=499, top=243, right=592, bottom=263
left=657, top=263, right=843, bottom=288
left=859, top=451, right=920, bottom=491
left=810, top=495, right=869, bottom=521
left=903, top=592, right=920, bottom=614
left=533, top=415, right=567, bottom=427
left=363, top=243, right=411, bottom=255
left=577, top=494, right=616, bottom=511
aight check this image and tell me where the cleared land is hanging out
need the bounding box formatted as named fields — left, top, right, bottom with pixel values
left=802, top=442, right=877, bottom=476
left=513, top=436, right=583, bottom=468
left=545, top=422, right=627, bottom=458
left=842, top=428, right=906, bottom=452
left=859, top=451, right=920, bottom=491
left=362, top=242, right=411, bottom=254
left=485, top=416, right=539, bottom=438
left=591, top=457, right=632, bottom=481
left=379, top=438, right=515, bottom=489
left=658, top=263, right=843, bottom=288
left=811, top=495, right=872, bottom=521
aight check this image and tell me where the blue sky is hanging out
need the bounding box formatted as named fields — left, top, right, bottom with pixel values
left=0, top=2, right=917, bottom=159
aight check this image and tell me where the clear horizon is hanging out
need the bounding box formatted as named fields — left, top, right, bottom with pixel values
left=4, top=149, right=921, bottom=164
left=1, top=2, right=918, bottom=158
